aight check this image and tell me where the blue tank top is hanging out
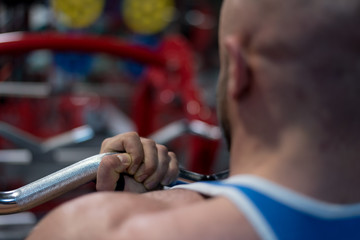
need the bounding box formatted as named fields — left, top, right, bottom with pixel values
left=173, top=175, right=360, bottom=240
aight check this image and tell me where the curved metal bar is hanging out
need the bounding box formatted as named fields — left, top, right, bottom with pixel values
left=0, top=32, right=166, bottom=67
left=0, top=122, right=94, bottom=155
left=0, top=152, right=114, bottom=215
left=0, top=151, right=229, bottom=215
left=149, top=119, right=221, bottom=145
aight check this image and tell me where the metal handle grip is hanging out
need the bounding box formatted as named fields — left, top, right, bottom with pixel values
left=0, top=151, right=229, bottom=215
left=0, top=153, right=114, bottom=215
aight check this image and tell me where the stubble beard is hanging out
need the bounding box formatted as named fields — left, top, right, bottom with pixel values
left=217, top=78, right=232, bottom=151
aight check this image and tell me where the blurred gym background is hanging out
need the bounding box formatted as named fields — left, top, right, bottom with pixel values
left=0, top=0, right=226, bottom=238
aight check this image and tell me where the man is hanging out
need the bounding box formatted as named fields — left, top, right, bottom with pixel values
left=28, top=0, right=360, bottom=239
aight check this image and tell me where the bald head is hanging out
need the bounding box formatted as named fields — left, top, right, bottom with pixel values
left=223, top=0, right=360, bottom=81
left=218, top=0, right=360, bottom=149
left=220, top=0, right=360, bottom=101
left=220, top=0, right=360, bottom=56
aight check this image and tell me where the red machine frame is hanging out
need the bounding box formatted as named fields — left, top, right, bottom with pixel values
left=0, top=31, right=220, bottom=174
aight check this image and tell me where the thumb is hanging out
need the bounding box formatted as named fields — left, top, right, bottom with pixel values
left=96, top=154, right=132, bottom=191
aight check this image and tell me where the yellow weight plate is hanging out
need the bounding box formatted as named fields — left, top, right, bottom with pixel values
left=123, top=0, right=174, bottom=34
left=52, top=0, right=104, bottom=29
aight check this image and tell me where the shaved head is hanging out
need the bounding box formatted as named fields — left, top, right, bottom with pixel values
left=219, top=0, right=360, bottom=77
left=220, top=1, right=360, bottom=49
left=217, top=0, right=360, bottom=149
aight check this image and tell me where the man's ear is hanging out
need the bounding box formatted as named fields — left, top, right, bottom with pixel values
left=224, top=36, right=250, bottom=100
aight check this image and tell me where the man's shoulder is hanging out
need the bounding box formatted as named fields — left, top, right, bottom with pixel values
left=27, top=190, right=259, bottom=239
left=116, top=194, right=260, bottom=240
left=143, top=188, right=207, bottom=206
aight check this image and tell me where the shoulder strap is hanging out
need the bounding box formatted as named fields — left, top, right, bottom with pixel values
left=173, top=181, right=278, bottom=240
left=174, top=175, right=360, bottom=240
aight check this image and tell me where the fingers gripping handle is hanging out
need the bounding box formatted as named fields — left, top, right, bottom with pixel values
left=0, top=153, right=115, bottom=215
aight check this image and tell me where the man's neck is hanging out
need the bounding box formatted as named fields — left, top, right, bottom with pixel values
left=229, top=127, right=360, bottom=204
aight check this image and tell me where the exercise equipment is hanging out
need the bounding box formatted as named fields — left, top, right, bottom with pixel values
left=0, top=142, right=228, bottom=215
left=0, top=32, right=165, bottom=65
left=0, top=153, right=113, bottom=214
left=51, top=0, right=105, bottom=29
left=0, top=120, right=227, bottom=215
left=54, top=52, right=93, bottom=75
left=0, top=31, right=166, bottom=150
left=0, top=119, right=225, bottom=215
left=0, top=31, right=226, bottom=216
left=0, top=31, right=220, bottom=173
left=122, top=0, right=175, bottom=35
left=132, top=36, right=220, bottom=174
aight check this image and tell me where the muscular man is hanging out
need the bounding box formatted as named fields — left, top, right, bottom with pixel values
left=28, top=0, right=360, bottom=239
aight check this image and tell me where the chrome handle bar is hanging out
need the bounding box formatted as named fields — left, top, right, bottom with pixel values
left=0, top=152, right=229, bottom=215
left=0, top=153, right=114, bottom=215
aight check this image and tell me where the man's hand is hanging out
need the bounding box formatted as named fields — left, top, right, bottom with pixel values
left=96, top=132, right=179, bottom=192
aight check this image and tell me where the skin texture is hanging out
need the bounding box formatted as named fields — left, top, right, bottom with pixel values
left=27, top=0, right=360, bottom=239
left=28, top=191, right=257, bottom=240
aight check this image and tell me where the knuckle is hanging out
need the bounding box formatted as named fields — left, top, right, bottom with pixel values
left=172, top=165, right=180, bottom=175
left=156, top=144, right=168, bottom=154
left=126, top=132, right=139, bottom=139
left=168, top=152, right=178, bottom=165
left=142, top=138, right=156, bottom=148
left=167, top=168, right=179, bottom=181
left=169, top=160, right=179, bottom=174
left=157, top=146, right=171, bottom=165
left=101, top=137, right=111, bottom=149
left=168, top=151, right=177, bottom=159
